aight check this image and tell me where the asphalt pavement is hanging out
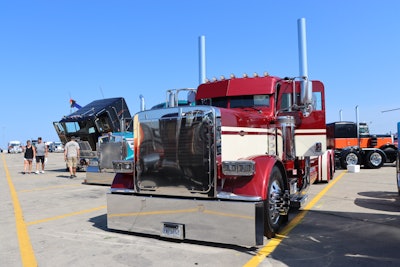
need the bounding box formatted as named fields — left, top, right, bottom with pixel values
left=1, top=152, right=399, bottom=267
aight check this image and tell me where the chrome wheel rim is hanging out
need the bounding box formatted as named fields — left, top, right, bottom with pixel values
left=346, top=153, right=358, bottom=165
left=268, top=180, right=282, bottom=225
left=369, top=152, right=382, bottom=166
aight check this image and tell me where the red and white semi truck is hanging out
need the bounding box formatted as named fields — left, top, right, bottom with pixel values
left=106, top=19, right=334, bottom=246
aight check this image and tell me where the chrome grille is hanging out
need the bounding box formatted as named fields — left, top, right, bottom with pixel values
left=135, top=106, right=217, bottom=198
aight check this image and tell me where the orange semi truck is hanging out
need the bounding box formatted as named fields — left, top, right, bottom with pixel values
left=326, top=121, right=397, bottom=169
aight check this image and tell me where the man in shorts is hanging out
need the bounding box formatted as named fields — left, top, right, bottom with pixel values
left=64, top=136, right=80, bottom=178
left=35, top=137, right=48, bottom=174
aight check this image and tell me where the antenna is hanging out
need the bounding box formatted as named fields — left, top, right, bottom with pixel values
left=99, top=86, right=105, bottom=98
left=381, top=107, right=400, bottom=113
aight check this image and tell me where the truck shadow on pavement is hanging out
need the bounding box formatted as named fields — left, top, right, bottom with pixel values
left=355, top=191, right=400, bottom=212
left=88, top=214, right=108, bottom=231
left=272, top=209, right=400, bottom=267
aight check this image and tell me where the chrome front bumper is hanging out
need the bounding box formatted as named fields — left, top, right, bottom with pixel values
left=107, top=193, right=264, bottom=247
left=84, top=166, right=114, bottom=185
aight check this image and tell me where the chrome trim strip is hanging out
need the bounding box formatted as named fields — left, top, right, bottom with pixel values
left=217, top=191, right=262, bottom=201
left=109, top=188, right=135, bottom=194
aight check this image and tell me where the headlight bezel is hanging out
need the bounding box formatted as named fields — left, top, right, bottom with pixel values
left=112, top=160, right=134, bottom=173
left=221, top=160, right=255, bottom=176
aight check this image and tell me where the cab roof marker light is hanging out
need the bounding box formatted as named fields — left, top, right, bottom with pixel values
left=243, top=73, right=248, bottom=78
left=264, top=72, right=269, bottom=77
left=220, top=75, right=226, bottom=80
left=230, top=73, right=236, bottom=79
left=253, top=72, right=259, bottom=77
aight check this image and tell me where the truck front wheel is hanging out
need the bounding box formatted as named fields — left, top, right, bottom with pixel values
left=264, top=166, right=287, bottom=238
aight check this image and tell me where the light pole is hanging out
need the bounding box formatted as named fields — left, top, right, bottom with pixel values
left=1, top=126, right=5, bottom=151
left=339, top=109, right=343, bottom=121
left=355, top=105, right=359, bottom=147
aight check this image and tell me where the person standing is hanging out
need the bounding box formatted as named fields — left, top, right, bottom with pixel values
left=35, top=137, right=48, bottom=174
left=64, top=136, right=80, bottom=178
left=23, top=140, right=36, bottom=174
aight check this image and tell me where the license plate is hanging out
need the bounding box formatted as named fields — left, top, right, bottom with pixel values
left=161, top=222, right=184, bottom=240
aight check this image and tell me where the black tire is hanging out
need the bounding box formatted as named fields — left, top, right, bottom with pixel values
left=397, top=154, right=400, bottom=196
left=340, top=150, right=360, bottom=169
left=396, top=154, right=400, bottom=196
left=382, top=147, right=396, bottom=163
left=264, top=166, right=287, bottom=238
left=365, top=150, right=385, bottom=169
left=397, top=174, right=400, bottom=196
left=328, top=157, right=334, bottom=182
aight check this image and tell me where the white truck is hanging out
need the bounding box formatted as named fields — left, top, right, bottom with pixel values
left=8, top=141, right=22, bottom=153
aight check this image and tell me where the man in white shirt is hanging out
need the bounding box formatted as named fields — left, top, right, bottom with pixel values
left=64, top=136, right=80, bottom=178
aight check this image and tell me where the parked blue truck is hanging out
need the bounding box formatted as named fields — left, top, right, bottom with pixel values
left=84, top=131, right=134, bottom=185
left=53, top=97, right=132, bottom=172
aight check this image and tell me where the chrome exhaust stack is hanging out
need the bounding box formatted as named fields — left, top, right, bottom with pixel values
left=297, top=18, right=313, bottom=117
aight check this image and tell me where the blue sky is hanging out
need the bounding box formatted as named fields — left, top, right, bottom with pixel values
left=1, top=0, right=400, bottom=148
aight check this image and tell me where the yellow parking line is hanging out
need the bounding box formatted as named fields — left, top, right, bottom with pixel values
left=19, top=184, right=80, bottom=193
left=26, top=205, right=106, bottom=226
left=244, top=170, right=348, bottom=267
left=2, top=154, right=37, bottom=267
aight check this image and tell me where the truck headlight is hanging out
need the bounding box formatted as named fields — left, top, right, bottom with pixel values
left=113, top=160, right=134, bottom=173
left=222, top=160, right=255, bottom=176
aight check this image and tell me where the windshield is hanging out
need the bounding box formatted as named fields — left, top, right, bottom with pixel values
left=359, top=124, right=369, bottom=135
left=230, top=95, right=270, bottom=108
left=197, top=95, right=270, bottom=108
left=64, top=122, right=81, bottom=134
left=63, top=121, right=96, bottom=134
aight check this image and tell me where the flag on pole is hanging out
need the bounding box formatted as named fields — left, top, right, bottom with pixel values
left=69, top=99, right=82, bottom=109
